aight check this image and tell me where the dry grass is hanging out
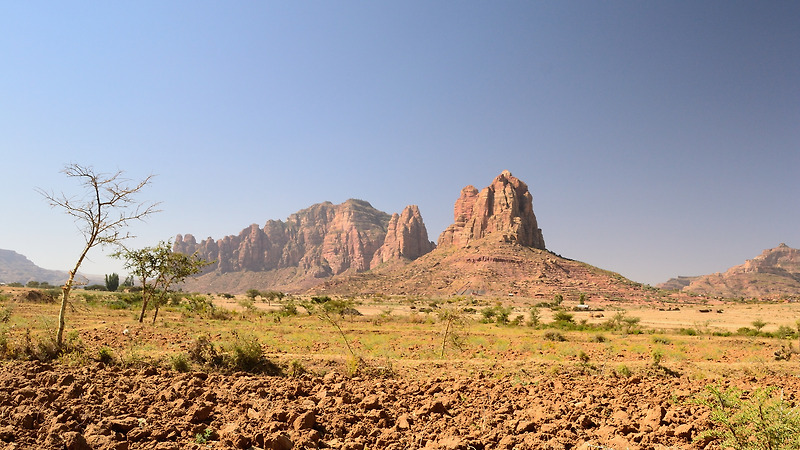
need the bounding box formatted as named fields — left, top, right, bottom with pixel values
left=1, top=287, right=799, bottom=378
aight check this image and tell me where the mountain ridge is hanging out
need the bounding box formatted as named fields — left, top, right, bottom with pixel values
left=658, top=243, right=800, bottom=299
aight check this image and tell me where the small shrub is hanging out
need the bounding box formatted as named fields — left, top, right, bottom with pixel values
left=527, top=306, right=541, bottom=327
left=616, top=364, right=632, bottom=377
left=225, top=334, right=282, bottom=375
left=0, top=328, right=9, bottom=358
left=237, top=298, right=256, bottom=311
left=543, top=331, right=566, bottom=342
left=751, top=319, right=768, bottom=333
left=188, top=335, right=223, bottom=367
left=103, top=299, right=131, bottom=310
left=694, top=385, right=800, bottom=449
left=288, top=360, right=307, bottom=378
left=652, top=336, right=671, bottom=345
left=228, top=336, right=263, bottom=372
left=0, top=305, right=12, bottom=323
left=481, top=305, right=511, bottom=325
left=278, top=301, right=298, bottom=317
left=195, top=428, right=215, bottom=444
left=774, top=325, right=796, bottom=339
left=171, top=353, right=191, bottom=372
left=97, top=347, right=114, bottom=364
left=552, top=311, right=575, bottom=324
left=679, top=327, right=699, bottom=336
left=591, top=334, right=607, bottom=343
left=345, top=355, right=368, bottom=378
left=651, top=348, right=664, bottom=367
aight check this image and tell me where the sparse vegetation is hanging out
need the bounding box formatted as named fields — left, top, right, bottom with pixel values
left=38, top=164, right=158, bottom=348
left=695, top=385, right=800, bottom=449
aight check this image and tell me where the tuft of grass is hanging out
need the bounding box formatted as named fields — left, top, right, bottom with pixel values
left=616, top=364, right=632, bottom=378
left=171, top=353, right=191, bottom=372
left=97, top=347, right=114, bottom=364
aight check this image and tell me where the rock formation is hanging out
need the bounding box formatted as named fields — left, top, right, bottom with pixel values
left=658, top=244, right=800, bottom=299
left=438, top=170, right=545, bottom=249
left=173, top=199, right=434, bottom=292
left=371, top=205, right=435, bottom=267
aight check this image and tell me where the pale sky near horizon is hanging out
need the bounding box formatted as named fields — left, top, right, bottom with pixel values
left=1, top=1, right=798, bottom=286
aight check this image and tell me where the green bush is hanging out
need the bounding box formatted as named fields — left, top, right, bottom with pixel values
left=97, top=347, right=114, bottom=364
left=695, top=385, right=800, bottom=449
left=0, top=305, right=12, bottom=323
left=171, top=353, right=191, bottom=372
left=543, top=331, right=566, bottom=342
left=481, top=305, right=512, bottom=325
left=228, top=336, right=264, bottom=372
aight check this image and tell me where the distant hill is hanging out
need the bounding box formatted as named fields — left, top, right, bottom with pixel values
left=313, top=236, right=649, bottom=301
left=658, top=244, right=800, bottom=299
left=0, top=249, right=70, bottom=285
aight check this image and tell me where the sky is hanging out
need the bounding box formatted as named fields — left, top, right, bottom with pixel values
left=1, top=1, right=798, bottom=286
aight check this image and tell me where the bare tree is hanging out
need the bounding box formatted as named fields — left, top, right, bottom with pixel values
left=38, top=163, right=159, bottom=348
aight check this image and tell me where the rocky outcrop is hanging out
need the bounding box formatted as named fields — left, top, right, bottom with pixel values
left=174, top=199, right=434, bottom=291
left=438, top=170, right=545, bottom=249
left=658, top=244, right=800, bottom=299
left=371, top=205, right=435, bottom=267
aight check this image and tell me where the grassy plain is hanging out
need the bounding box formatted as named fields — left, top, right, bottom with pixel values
left=1, top=286, right=798, bottom=380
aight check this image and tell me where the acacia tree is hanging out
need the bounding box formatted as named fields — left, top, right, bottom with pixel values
left=149, top=246, right=210, bottom=324
left=38, top=164, right=158, bottom=348
left=114, top=241, right=210, bottom=323
left=113, top=244, right=161, bottom=323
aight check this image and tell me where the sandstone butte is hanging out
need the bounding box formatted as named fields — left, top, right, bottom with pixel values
left=658, top=243, right=800, bottom=299
left=313, top=171, right=661, bottom=302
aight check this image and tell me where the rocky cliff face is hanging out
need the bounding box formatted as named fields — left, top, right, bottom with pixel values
left=438, top=170, right=545, bottom=249
left=174, top=199, right=434, bottom=291
left=371, top=205, right=435, bottom=267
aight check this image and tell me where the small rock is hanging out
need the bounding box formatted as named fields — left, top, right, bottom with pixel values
left=189, top=403, right=214, bottom=423
left=360, top=394, right=381, bottom=410
left=268, top=433, right=294, bottom=450
left=675, top=423, right=693, bottom=440
left=516, top=420, right=536, bottom=433
left=110, top=417, right=139, bottom=433
left=396, top=414, right=412, bottom=430
left=293, top=410, right=316, bottom=430
left=62, top=431, right=90, bottom=450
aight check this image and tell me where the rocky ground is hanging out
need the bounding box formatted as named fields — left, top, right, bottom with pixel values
left=2, top=360, right=797, bottom=450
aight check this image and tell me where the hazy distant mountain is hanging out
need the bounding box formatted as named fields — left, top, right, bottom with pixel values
left=658, top=244, right=800, bottom=299
left=0, top=249, right=70, bottom=285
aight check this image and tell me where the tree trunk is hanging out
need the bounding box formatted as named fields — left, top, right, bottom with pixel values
left=441, top=318, right=452, bottom=358
left=57, top=243, right=90, bottom=348
left=56, top=276, right=73, bottom=348
left=152, top=300, right=161, bottom=325
left=138, top=297, right=148, bottom=323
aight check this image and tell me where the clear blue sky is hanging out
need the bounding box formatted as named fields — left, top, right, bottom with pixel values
left=1, top=1, right=798, bottom=286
